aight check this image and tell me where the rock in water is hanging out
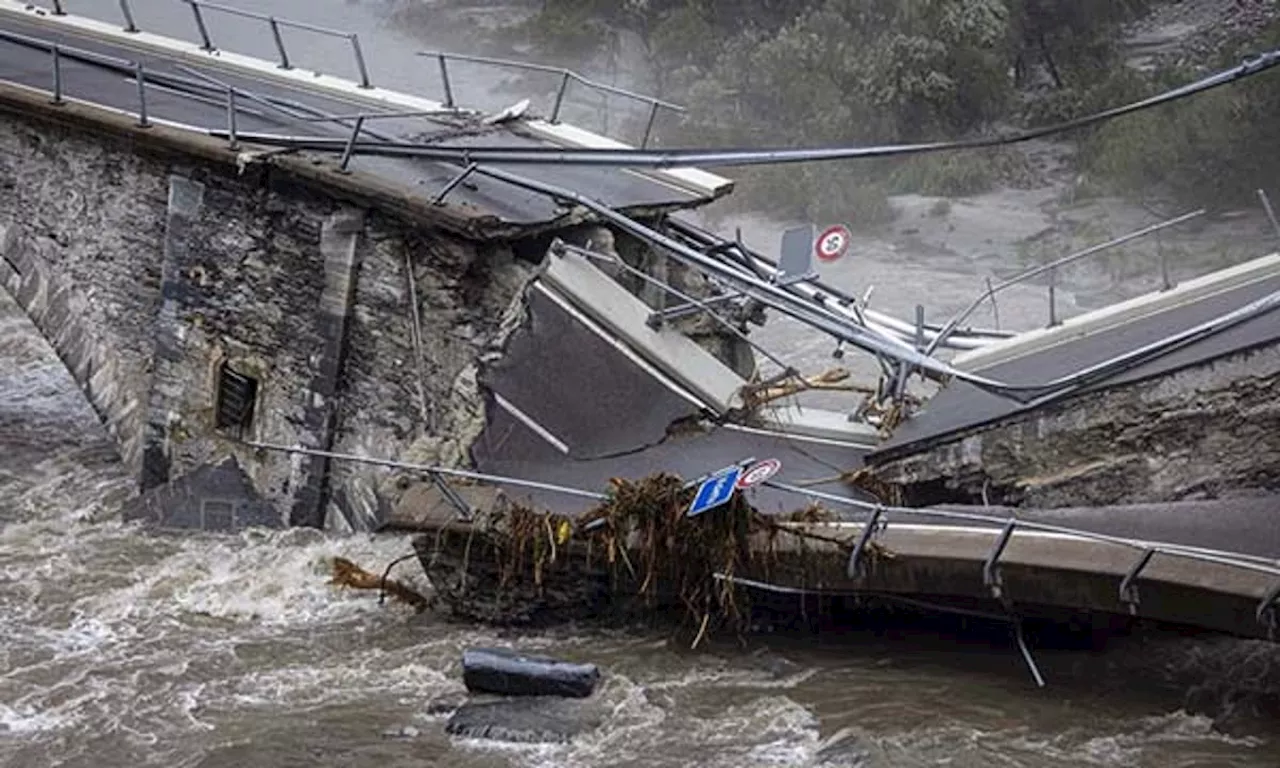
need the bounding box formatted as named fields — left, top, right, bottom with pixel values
left=445, top=697, right=604, bottom=744
left=462, top=647, right=601, bottom=699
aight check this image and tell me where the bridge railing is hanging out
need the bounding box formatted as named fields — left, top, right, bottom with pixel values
left=924, top=209, right=1207, bottom=356
left=415, top=50, right=685, bottom=148
left=32, top=0, right=372, bottom=88
left=179, top=0, right=373, bottom=89
left=763, top=478, right=1280, bottom=639
left=18, top=0, right=682, bottom=141
left=0, top=25, right=385, bottom=144
left=236, top=438, right=1280, bottom=644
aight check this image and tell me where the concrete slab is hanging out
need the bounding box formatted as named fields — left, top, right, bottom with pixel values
left=0, top=0, right=731, bottom=200
left=873, top=271, right=1280, bottom=461
left=541, top=249, right=746, bottom=415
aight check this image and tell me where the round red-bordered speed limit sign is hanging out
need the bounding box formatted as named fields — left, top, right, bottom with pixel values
left=815, top=224, right=852, bottom=263
left=736, top=458, right=782, bottom=490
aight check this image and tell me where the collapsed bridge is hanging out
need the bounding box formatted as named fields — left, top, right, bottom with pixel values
left=1, top=0, right=1279, bottom=661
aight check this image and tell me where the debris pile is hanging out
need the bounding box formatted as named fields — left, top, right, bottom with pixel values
left=415, top=472, right=874, bottom=636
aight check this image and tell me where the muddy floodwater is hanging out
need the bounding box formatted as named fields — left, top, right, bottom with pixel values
left=5, top=271, right=1280, bottom=767
left=4, top=1, right=1280, bottom=766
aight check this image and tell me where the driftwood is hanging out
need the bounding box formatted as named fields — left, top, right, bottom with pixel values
left=743, top=367, right=875, bottom=407
left=330, top=556, right=431, bottom=612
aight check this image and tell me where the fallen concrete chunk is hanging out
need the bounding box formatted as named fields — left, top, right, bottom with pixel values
left=462, top=647, right=601, bottom=699
left=445, top=696, right=604, bottom=744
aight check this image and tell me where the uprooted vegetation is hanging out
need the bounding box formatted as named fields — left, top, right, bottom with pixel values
left=414, top=473, right=896, bottom=640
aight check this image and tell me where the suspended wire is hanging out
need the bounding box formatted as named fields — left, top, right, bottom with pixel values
left=212, top=48, right=1280, bottom=168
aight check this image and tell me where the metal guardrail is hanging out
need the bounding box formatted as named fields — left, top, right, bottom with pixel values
left=25, top=0, right=373, bottom=86
left=925, top=210, right=1206, bottom=356
left=17, top=0, right=682, bottom=135
left=764, top=480, right=1280, bottom=639
left=24, top=1, right=360, bottom=83
left=416, top=50, right=684, bottom=148
left=664, top=217, right=1012, bottom=352
left=179, top=0, right=372, bottom=88
left=237, top=439, right=1280, bottom=644
left=1, top=25, right=372, bottom=142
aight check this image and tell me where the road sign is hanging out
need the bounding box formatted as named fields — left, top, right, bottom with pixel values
left=815, top=224, right=851, bottom=263
left=736, top=458, right=782, bottom=490
left=778, top=224, right=815, bottom=282
left=687, top=466, right=742, bottom=517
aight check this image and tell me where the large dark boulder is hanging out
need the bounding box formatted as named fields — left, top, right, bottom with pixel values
left=445, top=696, right=605, bottom=744
left=462, top=647, right=600, bottom=699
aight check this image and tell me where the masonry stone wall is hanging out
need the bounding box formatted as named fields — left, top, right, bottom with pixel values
left=0, top=121, right=167, bottom=477
left=0, top=104, right=535, bottom=530
left=323, top=215, right=536, bottom=531
left=873, top=340, right=1280, bottom=508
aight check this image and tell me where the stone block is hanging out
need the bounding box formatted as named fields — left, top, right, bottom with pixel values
left=122, top=455, right=282, bottom=531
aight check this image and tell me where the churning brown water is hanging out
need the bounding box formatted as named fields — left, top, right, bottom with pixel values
left=4, top=274, right=1279, bottom=768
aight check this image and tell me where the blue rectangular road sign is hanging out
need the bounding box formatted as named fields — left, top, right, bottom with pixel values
left=687, top=466, right=742, bottom=517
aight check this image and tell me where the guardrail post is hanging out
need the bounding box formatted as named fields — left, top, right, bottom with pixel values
left=190, top=2, right=215, bottom=51
left=51, top=1, right=66, bottom=15
left=50, top=45, right=64, bottom=106
left=1118, top=547, right=1156, bottom=614
left=983, top=519, right=1017, bottom=601
left=640, top=101, right=659, bottom=149
left=436, top=54, right=455, bottom=108
left=1260, top=188, right=1280, bottom=245
left=268, top=17, right=291, bottom=70
left=226, top=87, right=239, bottom=150
left=1014, top=621, right=1047, bottom=688
left=845, top=506, right=885, bottom=580
left=134, top=62, right=150, bottom=128
left=119, top=0, right=138, bottom=33
left=433, top=162, right=479, bottom=206
left=551, top=71, right=571, bottom=123
left=338, top=116, right=365, bottom=173
left=349, top=34, right=372, bottom=89
left=1258, top=581, right=1280, bottom=639
left=985, top=276, right=1000, bottom=330
left=1157, top=232, right=1173, bottom=291
left=1046, top=266, right=1059, bottom=327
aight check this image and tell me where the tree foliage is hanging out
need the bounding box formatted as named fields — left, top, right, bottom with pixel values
left=1080, top=14, right=1280, bottom=206
left=517, top=0, right=1280, bottom=218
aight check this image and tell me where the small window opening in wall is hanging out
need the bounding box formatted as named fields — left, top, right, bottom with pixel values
left=215, top=362, right=258, bottom=437
left=200, top=498, right=236, bottom=531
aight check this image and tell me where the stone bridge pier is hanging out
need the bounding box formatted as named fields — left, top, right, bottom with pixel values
left=0, top=102, right=586, bottom=532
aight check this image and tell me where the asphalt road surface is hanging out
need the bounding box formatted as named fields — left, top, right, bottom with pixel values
left=874, top=272, right=1280, bottom=460
left=0, top=10, right=712, bottom=226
